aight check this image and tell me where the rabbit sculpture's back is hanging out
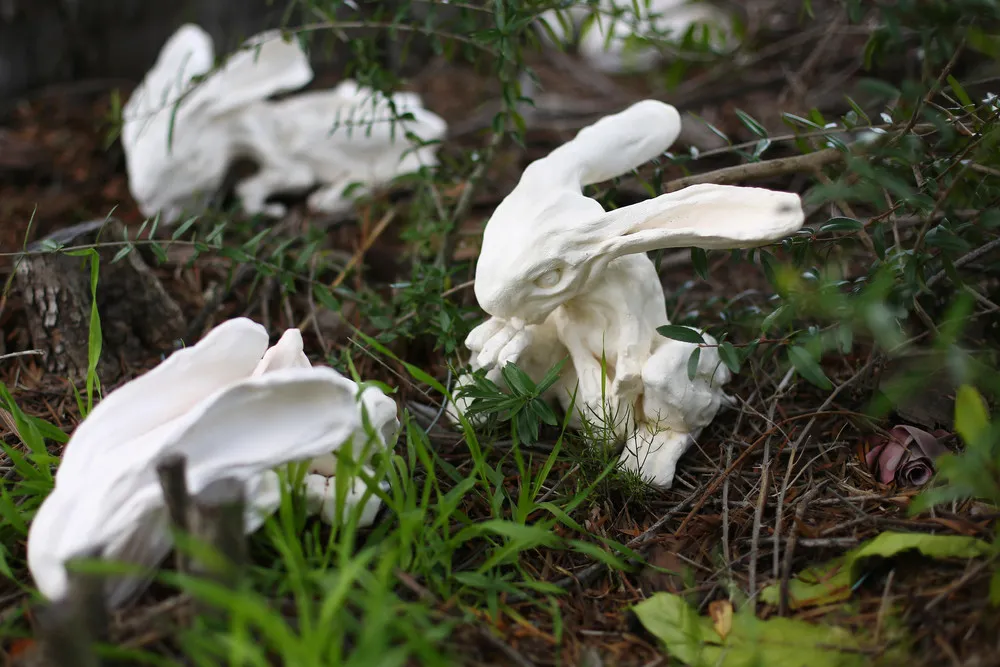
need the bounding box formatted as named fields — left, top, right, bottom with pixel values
left=122, top=25, right=447, bottom=222
left=257, top=82, right=448, bottom=216
left=454, top=99, right=804, bottom=488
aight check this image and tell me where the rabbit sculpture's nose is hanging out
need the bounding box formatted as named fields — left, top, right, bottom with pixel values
left=473, top=274, right=511, bottom=318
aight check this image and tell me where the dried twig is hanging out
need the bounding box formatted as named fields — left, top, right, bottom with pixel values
left=329, top=208, right=397, bottom=292
left=156, top=454, right=191, bottom=575
left=509, top=484, right=706, bottom=602
left=478, top=628, right=537, bottom=667
left=924, top=558, right=992, bottom=611
left=747, top=456, right=770, bottom=603
left=665, top=148, right=844, bottom=192
left=925, top=236, right=1000, bottom=289
left=778, top=483, right=823, bottom=616
left=893, top=36, right=966, bottom=143
left=874, top=569, right=896, bottom=644
left=34, top=546, right=108, bottom=667
left=187, top=478, right=247, bottom=589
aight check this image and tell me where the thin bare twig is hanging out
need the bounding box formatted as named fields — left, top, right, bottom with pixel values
left=665, top=148, right=844, bottom=192
left=926, top=236, right=1000, bottom=289
left=778, top=483, right=823, bottom=616
left=747, top=454, right=770, bottom=604
left=893, top=36, right=967, bottom=143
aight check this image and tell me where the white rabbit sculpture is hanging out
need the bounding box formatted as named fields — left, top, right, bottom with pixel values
left=453, top=100, right=804, bottom=488
left=122, top=24, right=446, bottom=223
left=28, top=318, right=399, bottom=608
left=538, top=0, right=737, bottom=74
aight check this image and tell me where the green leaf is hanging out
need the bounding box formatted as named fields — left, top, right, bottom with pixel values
left=734, top=108, right=768, bottom=138
left=569, top=540, right=628, bottom=570
left=760, top=305, right=788, bottom=334
left=500, top=362, right=536, bottom=396
left=758, top=250, right=779, bottom=287
left=633, top=593, right=866, bottom=667
left=954, top=384, right=990, bottom=446
left=691, top=247, right=709, bottom=280
left=686, top=347, right=701, bottom=381
left=819, top=217, right=864, bottom=233
left=110, top=245, right=132, bottom=264
left=171, top=215, right=200, bottom=240
left=462, top=520, right=560, bottom=548
left=313, top=285, right=340, bottom=313
left=946, top=75, right=974, bottom=109
left=632, top=594, right=706, bottom=666
left=536, top=357, right=568, bottom=394
left=991, top=569, right=1000, bottom=607
left=844, top=96, right=871, bottom=126
left=530, top=397, right=559, bottom=427
left=0, top=487, right=27, bottom=534
left=781, top=112, right=824, bottom=130
left=718, top=342, right=741, bottom=374
left=656, top=325, right=705, bottom=345
left=761, top=531, right=993, bottom=609
left=966, top=25, right=1000, bottom=59
left=752, top=137, right=771, bottom=159
left=85, top=250, right=103, bottom=416
left=788, top=345, right=832, bottom=390
left=692, top=114, right=730, bottom=144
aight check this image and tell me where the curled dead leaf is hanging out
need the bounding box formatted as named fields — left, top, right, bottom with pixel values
left=864, top=425, right=950, bottom=487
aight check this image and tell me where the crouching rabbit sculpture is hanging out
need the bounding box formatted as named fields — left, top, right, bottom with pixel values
left=452, top=100, right=805, bottom=488
left=122, top=24, right=446, bottom=223
left=28, top=318, right=398, bottom=607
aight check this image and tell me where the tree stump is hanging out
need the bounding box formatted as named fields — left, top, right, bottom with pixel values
left=14, top=218, right=185, bottom=382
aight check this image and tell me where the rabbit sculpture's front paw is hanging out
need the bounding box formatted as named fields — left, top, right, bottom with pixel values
left=466, top=318, right=531, bottom=372
left=465, top=317, right=506, bottom=356
left=610, top=367, right=643, bottom=404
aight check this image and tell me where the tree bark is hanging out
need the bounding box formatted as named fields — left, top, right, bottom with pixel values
left=14, top=219, right=185, bottom=382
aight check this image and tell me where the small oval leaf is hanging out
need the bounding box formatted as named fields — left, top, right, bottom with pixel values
left=657, top=325, right=705, bottom=345
left=819, top=217, right=864, bottom=233
left=687, top=347, right=701, bottom=381
left=788, top=346, right=832, bottom=390
left=719, top=341, right=742, bottom=374
left=691, top=247, right=709, bottom=279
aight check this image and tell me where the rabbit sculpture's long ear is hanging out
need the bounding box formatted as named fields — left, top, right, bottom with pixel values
left=124, top=23, right=215, bottom=114
left=192, top=29, right=313, bottom=118
left=599, top=182, right=805, bottom=258
left=56, top=318, right=270, bottom=485
left=524, top=100, right=682, bottom=193
left=120, top=24, right=215, bottom=149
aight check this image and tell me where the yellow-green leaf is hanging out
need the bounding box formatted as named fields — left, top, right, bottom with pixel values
left=761, top=531, right=993, bottom=609
left=954, top=384, right=990, bottom=446
left=633, top=592, right=866, bottom=667
left=632, top=593, right=707, bottom=666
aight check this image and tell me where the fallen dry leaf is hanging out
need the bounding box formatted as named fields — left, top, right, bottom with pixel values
left=708, top=600, right=733, bottom=640
left=637, top=539, right=689, bottom=594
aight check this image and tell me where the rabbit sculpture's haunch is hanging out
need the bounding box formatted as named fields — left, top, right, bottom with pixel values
left=122, top=24, right=446, bottom=223
left=453, top=100, right=805, bottom=488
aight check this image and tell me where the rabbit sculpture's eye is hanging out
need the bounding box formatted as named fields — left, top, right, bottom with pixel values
left=534, top=268, right=562, bottom=289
